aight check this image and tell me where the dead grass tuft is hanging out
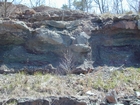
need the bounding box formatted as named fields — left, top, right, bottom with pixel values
left=0, top=67, right=139, bottom=100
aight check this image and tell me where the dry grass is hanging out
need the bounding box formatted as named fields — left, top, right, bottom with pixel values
left=100, top=12, right=117, bottom=20
left=0, top=67, right=139, bottom=101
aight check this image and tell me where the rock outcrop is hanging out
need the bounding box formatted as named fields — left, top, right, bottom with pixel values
left=0, top=95, right=140, bottom=105
left=72, top=60, right=94, bottom=74
left=0, top=19, right=91, bottom=73
left=0, top=97, right=87, bottom=105
left=90, top=14, right=140, bottom=67
left=0, top=4, right=140, bottom=74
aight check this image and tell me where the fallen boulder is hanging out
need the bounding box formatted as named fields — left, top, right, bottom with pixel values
left=72, top=60, right=94, bottom=74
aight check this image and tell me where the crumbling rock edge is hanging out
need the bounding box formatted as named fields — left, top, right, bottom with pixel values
left=0, top=95, right=140, bottom=105
left=1, top=4, right=140, bottom=74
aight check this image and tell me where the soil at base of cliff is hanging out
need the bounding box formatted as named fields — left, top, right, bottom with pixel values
left=0, top=66, right=140, bottom=105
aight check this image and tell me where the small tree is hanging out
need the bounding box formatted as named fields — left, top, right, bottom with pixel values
left=73, top=0, right=92, bottom=12
left=93, top=0, right=108, bottom=13
left=29, top=0, right=45, bottom=7
left=112, top=0, right=124, bottom=14
left=85, top=0, right=93, bottom=12
left=0, top=0, right=15, bottom=18
left=127, top=0, right=140, bottom=12
left=68, top=0, right=72, bottom=9
left=57, top=48, right=76, bottom=74
left=139, top=1, right=140, bottom=12
left=73, top=0, right=84, bottom=11
left=62, top=4, right=69, bottom=10
left=4, top=0, right=7, bottom=17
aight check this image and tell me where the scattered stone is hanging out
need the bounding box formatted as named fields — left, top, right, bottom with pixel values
left=45, top=64, right=57, bottom=74
left=86, top=91, right=95, bottom=96
left=130, top=99, right=140, bottom=105
left=121, top=98, right=132, bottom=105
left=0, top=97, right=87, bottom=105
left=72, top=60, right=94, bottom=74
left=106, top=90, right=117, bottom=104
left=135, top=91, right=140, bottom=99
left=46, top=20, right=66, bottom=29
left=106, top=95, right=117, bottom=104
left=0, top=65, right=15, bottom=74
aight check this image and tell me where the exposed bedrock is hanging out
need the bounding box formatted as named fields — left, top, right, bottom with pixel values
left=0, top=97, right=87, bottom=105
left=90, top=28, right=140, bottom=67
left=0, top=19, right=91, bottom=72
left=0, top=8, right=140, bottom=73
left=89, top=13, right=140, bottom=67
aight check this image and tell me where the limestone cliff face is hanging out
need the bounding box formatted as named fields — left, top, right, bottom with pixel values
left=0, top=5, right=140, bottom=72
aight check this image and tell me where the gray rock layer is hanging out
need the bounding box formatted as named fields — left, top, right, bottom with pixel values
left=0, top=7, right=140, bottom=73
left=0, top=97, right=87, bottom=105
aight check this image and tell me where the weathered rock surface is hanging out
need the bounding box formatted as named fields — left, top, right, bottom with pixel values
left=30, top=9, right=90, bottom=21
left=0, top=95, right=140, bottom=105
left=135, top=91, right=140, bottom=99
left=72, top=60, right=94, bottom=74
left=90, top=24, right=140, bottom=66
left=0, top=20, right=31, bottom=45
left=0, top=97, right=87, bottom=105
left=0, top=4, right=140, bottom=74
left=0, top=19, right=91, bottom=73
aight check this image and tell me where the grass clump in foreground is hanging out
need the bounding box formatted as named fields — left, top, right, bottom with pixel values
left=0, top=67, right=139, bottom=100
left=93, top=67, right=140, bottom=92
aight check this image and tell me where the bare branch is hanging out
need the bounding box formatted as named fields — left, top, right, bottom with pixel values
left=127, top=0, right=139, bottom=12
left=57, top=48, right=77, bottom=74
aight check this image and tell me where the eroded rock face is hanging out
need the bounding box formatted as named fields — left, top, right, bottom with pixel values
left=112, top=20, right=136, bottom=29
left=0, top=97, right=87, bottom=105
left=0, top=20, right=31, bottom=45
left=0, top=4, right=140, bottom=73
left=30, top=9, right=90, bottom=21
left=0, top=94, right=140, bottom=105
left=0, top=17, right=91, bottom=72
left=88, top=13, right=140, bottom=67
left=90, top=25, right=140, bottom=67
